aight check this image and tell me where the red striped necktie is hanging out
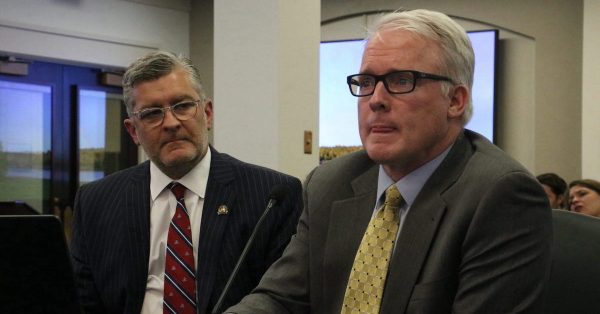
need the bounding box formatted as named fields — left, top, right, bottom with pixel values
left=163, top=182, right=197, bottom=314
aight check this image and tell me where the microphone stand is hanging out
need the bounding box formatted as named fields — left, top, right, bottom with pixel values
left=210, top=197, right=279, bottom=314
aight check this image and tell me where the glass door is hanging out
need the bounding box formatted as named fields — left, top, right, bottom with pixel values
left=77, top=87, right=136, bottom=186
left=0, top=59, right=136, bottom=218
left=0, top=81, right=52, bottom=213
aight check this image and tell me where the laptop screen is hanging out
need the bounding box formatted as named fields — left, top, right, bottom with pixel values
left=0, top=215, right=81, bottom=313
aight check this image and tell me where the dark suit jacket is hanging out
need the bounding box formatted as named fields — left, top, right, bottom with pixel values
left=227, top=130, right=553, bottom=314
left=70, top=147, right=303, bottom=314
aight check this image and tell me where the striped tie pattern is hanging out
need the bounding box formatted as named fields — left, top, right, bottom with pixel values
left=164, top=182, right=197, bottom=314
left=341, top=184, right=403, bottom=314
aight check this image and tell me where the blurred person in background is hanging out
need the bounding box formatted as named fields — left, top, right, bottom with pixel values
left=568, top=179, right=600, bottom=217
left=537, top=173, right=567, bottom=209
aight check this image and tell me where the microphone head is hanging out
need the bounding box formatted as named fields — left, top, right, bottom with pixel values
left=269, top=184, right=289, bottom=203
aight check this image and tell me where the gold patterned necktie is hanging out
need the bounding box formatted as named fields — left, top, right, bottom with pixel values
left=341, top=184, right=403, bottom=314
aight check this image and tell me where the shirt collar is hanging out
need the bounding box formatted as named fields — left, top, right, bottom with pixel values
left=150, top=148, right=211, bottom=200
left=376, top=144, right=452, bottom=207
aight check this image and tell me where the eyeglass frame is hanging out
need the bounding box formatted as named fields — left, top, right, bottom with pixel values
left=346, top=70, right=455, bottom=97
left=130, top=99, right=203, bottom=127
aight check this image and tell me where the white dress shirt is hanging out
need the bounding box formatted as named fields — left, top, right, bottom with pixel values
left=141, top=149, right=211, bottom=313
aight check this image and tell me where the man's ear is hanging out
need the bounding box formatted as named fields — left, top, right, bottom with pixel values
left=203, top=99, right=214, bottom=130
left=447, top=85, right=468, bottom=119
left=124, top=118, right=140, bottom=145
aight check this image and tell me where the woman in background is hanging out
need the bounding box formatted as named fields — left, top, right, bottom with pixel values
left=569, top=179, right=600, bottom=217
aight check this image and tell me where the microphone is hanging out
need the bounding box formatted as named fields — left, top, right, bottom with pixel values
left=211, top=184, right=289, bottom=314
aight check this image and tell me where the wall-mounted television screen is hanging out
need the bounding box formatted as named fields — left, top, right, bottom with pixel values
left=319, top=30, right=498, bottom=160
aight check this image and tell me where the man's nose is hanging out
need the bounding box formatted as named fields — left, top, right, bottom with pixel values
left=368, top=81, right=391, bottom=111
left=162, top=108, right=181, bottom=126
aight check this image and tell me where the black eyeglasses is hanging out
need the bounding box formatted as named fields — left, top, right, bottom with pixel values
left=131, top=99, right=201, bottom=127
left=346, top=70, right=454, bottom=97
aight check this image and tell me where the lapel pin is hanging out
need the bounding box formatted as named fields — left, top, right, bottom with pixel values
left=217, top=205, right=229, bottom=215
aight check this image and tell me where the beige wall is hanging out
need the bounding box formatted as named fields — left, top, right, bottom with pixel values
left=208, top=0, right=321, bottom=180
left=190, top=0, right=214, bottom=144
left=0, top=0, right=189, bottom=68
left=582, top=0, right=600, bottom=180
left=322, top=0, right=583, bottom=182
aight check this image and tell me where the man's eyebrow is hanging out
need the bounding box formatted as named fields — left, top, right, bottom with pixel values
left=137, top=95, right=196, bottom=109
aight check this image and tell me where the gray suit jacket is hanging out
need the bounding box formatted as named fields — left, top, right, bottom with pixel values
left=227, top=130, right=552, bottom=314
left=70, top=146, right=303, bottom=314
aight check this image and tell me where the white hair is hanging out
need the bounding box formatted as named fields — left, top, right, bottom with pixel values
left=368, top=9, right=475, bottom=124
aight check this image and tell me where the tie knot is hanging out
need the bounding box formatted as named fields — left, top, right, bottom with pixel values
left=169, top=182, right=187, bottom=200
left=384, top=185, right=403, bottom=208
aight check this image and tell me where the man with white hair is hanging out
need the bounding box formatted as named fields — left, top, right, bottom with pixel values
left=227, top=9, right=552, bottom=314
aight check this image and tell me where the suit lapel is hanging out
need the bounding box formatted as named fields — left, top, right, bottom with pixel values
left=380, top=190, right=447, bottom=313
left=196, top=147, right=236, bottom=314
left=323, top=164, right=378, bottom=311
left=123, top=161, right=151, bottom=312
left=380, top=132, right=473, bottom=313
